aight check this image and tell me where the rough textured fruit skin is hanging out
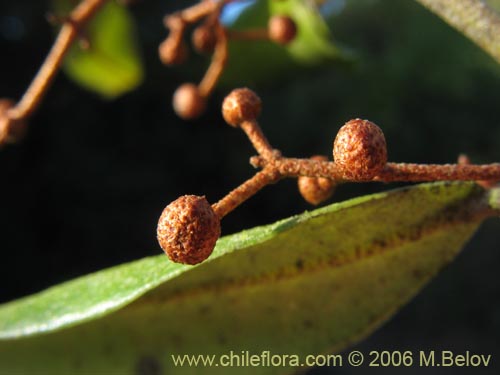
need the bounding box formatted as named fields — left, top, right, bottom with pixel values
left=173, top=83, right=206, bottom=120
left=158, top=38, right=188, bottom=65
left=157, top=195, right=221, bottom=265
left=0, top=99, right=26, bottom=145
left=192, top=25, right=216, bottom=54
left=333, top=119, right=387, bottom=180
left=222, top=88, right=262, bottom=127
left=298, top=155, right=336, bottom=205
left=268, top=15, right=297, bottom=45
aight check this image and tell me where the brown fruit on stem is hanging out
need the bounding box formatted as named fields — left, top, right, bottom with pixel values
left=157, top=195, right=221, bottom=265
left=222, top=88, right=262, bottom=127
left=333, top=118, right=387, bottom=179
left=0, top=99, right=26, bottom=146
left=268, top=15, right=297, bottom=45
left=173, top=83, right=206, bottom=120
left=298, top=155, right=336, bottom=205
left=158, top=36, right=188, bottom=65
left=192, top=25, right=217, bottom=54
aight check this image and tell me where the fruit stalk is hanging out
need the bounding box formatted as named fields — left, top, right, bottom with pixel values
left=9, top=0, right=108, bottom=121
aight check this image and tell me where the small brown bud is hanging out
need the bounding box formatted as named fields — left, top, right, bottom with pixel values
left=172, top=83, right=206, bottom=120
left=192, top=25, right=217, bottom=55
left=268, top=15, right=297, bottom=45
left=0, top=99, right=26, bottom=146
left=298, top=155, right=336, bottom=205
left=333, top=118, right=387, bottom=180
left=222, top=88, right=262, bottom=127
left=158, top=36, right=188, bottom=65
left=157, top=195, right=221, bottom=265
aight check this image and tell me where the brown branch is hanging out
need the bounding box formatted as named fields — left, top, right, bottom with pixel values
left=212, top=88, right=500, bottom=219
left=251, top=156, right=344, bottom=180
left=377, top=162, right=500, bottom=182
left=458, top=153, right=498, bottom=188
left=214, top=149, right=500, bottom=220
left=198, top=24, right=228, bottom=98
left=240, top=120, right=279, bottom=160
left=251, top=156, right=500, bottom=182
left=163, top=0, right=238, bottom=28
left=164, top=0, right=218, bottom=26
left=212, top=168, right=282, bottom=218
left=8, top=0, right=108, bottom=121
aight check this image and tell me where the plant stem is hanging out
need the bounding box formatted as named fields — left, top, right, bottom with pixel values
left=164, top=0, right=237, bottom=27
left=251, top=156, right=500, bottom=182
left=212, top=168, right=282, bottom=218
left=377, top=162, right=500, bottom=182
left=240, top=120, right=278, bottom=160
left=414, top=0, right=500, bottom=64
left=198, top=25, right=228, bottom=97
left=9, top=0, right=108, bottom=121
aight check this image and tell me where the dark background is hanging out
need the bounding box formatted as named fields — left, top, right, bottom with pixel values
left=0, top=0, right=499, bottom=374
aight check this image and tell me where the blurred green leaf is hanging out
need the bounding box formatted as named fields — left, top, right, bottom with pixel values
left=53, top=0, right=144, bottom=98
left=0, top=182, right=498, bottom=374
left=221, top=0, right=351, bottom=85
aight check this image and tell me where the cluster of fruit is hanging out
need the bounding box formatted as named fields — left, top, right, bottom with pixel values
left=159, top=0, right=297, bottom=120
left=156, top=87, right=500, bottom=266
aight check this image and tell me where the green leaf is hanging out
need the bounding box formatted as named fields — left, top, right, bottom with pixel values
left=0, top=182, right=498, bottom=374
left=414, top=0, right=500, bottom=65
left=54, top=0, right=144, bottom=98
left=221, top=0, right=351, bottom=85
